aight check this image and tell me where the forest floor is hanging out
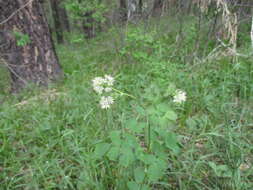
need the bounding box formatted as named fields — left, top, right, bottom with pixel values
left=0, top=19, right=253, bottom=189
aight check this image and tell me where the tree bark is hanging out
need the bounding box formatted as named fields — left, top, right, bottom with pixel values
left=119, top=0, right=127, bottom=22
left=83, top=11, right=94, bottom=39
left=59, top=3, right=70, bottom=32
left=0, top=0, right=62, bottom=92
left=138, top=0, right=143, bottom=13
left=152, top=0, right=164, bottom=17
left=50, top=0, right=64, bottom=43
left=251, top=15, right=253, bottom=49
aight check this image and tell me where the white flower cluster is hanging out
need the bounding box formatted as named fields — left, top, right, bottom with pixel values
left=99, top=96, right=114, bottom=109
left=173, top=89, right=187, bottom=103
left=92, top=75, right=115, bottom=109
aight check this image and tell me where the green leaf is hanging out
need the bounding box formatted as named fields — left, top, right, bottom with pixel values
left=186, top=118, right=197, bottom=129
left=138, top=154, right=156, bottom=165
left=125, top=118, right=138, bottom=130
left=127, top=181, right=140, bottom=190
left=109, top=130, right=121, bottom=146
left=165, top=132, right=180, bottom=154
left=94, top=143, right=111, bottom=159
left=135, top=122, right=146, bottom=133
left=152, top=142, right=167, bottom=160
left=140, top=184, right=150, bottom=190
left=149, top=115, right=160, bottom=126
left=125, top=134, right=139, bottom=147
left=208, top=162, right=233, bottom=178
left=147, top=162, right=165, bottom=182
left=134, top=167, right=145, bottom=183
left=125, top=119, right=145, bottom=133
left=107, top=146, right=120, bottom=161
left=146, top=106, right=156, bottom=115
left=119, top=146, right=135, bottom=167
left=135, top=105, right=146, bottom=116
left=156, top=103, right=170, bottom=114
left=164, top=110, right=177, bottom=121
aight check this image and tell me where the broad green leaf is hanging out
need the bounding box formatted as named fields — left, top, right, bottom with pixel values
left=125, top=134, right=139, bottom=147
left=135, top=105, right=146, bottom=116
left=158, top=116, right=169, bottom=127
left=208, top=162, right=233, bottom=178
left=140, top=184, right=150, bottom=190
left=165, top=132, right=180, bottom=154
left=156, top=103, right=170, bottom=114
left=119, top=146, right=135, bottom=167
left=133, top=122, right=146, bottom=133
left=127, top=181, right=140, bottom=190
left=125, top=119, right=138, bottom=132
left=107, top=146, right=120, bottom=161
left=149, top=115, right=160, bottom=125
left=109, top=130, right=121, bottom=146
left=146, top=106, right=156, bottom=115
left=164, top=110, right=177, bottom=121
left=186, top=118, right=197, bottom=129
left=147, top=162, right=165, bottom=182
left=94, top=143, right=110, bottom=159
left=125, top=119, right=145, bottom=133
left=138, top=154, right=157, bottom=165
left=134, top=167, right=145, bottom=183
left=152, top=142, right=167, bottom=160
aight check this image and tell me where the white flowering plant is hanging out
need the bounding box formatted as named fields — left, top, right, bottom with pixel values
left=92, top=74, right=134, bottom=109
left=92, top=75, right=115, bottom=109
left=92, top=80, right=187, bottom=188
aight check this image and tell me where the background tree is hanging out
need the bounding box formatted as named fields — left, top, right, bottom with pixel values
left=152, top=0, right=164, bottom=17
left=119, top=0, right=128, bottom=22
left=50, top=0, right=64, bottom=43
left=0, top=0, right=62, bottom=92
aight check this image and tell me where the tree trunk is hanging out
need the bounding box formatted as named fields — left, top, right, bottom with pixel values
left=50, top=0, right=64, bottom=43
left=83, top=11, right=94, bottom=39
left=152, top=0, right=164, bottom=17
left=119, top=0, right=127, bottom=22
left=59, top=3, right=70, bottom=32
left=0, top=0, right=62, bottom=92
left=251, top=15, right=253, bottom=49
left=138, top=0, right=143, bottom=14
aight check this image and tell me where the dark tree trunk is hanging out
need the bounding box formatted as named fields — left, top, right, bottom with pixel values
left=0, top=0, right=62, bottom=92
left=119, top=0, right=127, bottom=22
left=59, top=3, right=70, bottom=32
left=152, top=0, right=164, bottom=17
left=82, top=11, right=94, bottom=39
left=50, top=0, right=64, bottom=43
left=138, top=0, right=143, bottom=14
left=76, top=0, right=94, bottom=39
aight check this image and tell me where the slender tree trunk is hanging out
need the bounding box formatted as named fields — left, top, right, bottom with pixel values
left=83, top=11, right=94, bottom=39
left=59, top=4, right=70, bottom=32
left=251, top=15, right=253, bottom=49
left=138, top=0, right=143, bottom=14
left=0, top=0, right=62, bottom=92
left=152, top=0, right=164, bottom=17
left=76, top=0, right=94, bottom=39
left=119, top=0, right=127, bottom=22
left=50, top=0, right=64, bottom=43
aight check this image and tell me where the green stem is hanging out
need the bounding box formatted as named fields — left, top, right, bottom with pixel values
left=112, top=88, right=136, bottom=99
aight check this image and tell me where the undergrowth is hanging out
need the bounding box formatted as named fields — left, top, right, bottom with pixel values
left=0, top=17, right=252, bottom=190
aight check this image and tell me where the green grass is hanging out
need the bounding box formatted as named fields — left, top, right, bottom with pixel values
left=0, top=18, right=253, bottom=190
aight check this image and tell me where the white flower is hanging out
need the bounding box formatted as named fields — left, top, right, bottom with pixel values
left=99, top=96, right=114, bottom=109
left=173, top=90, right=186, bottom=103
left=104, top=75, right=115, bottom=86
left=92, top=77, right=105, bottom=94
left=92, top=77, right=105, bottom=87
left=93, top=86, right=104, bottom=94
left=104, top=87, right=112, bottom=92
